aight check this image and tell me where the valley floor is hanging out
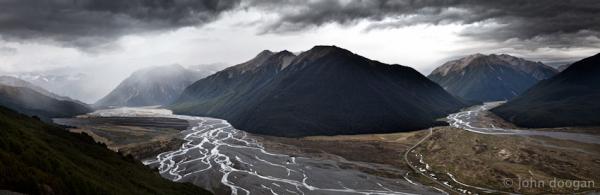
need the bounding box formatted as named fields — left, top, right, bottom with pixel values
left=54, top=105, right=600, bottom=194
left=258, top=126, right=599, bottom=194
left=256, top=103, right=600, bottom=194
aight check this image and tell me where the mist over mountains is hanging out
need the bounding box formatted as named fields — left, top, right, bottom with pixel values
left=95, top=64, right=210, bottom=108
left=0, top=77, right=92, bottom=121
left=0, top=76, right=71, bottom=101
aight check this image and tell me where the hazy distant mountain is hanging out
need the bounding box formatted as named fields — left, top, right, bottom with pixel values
left=95, top=64, right=208, bottom=108
left=557, top=63, right=572, bottom=72
left=0, top=76, right=87, bottom=104
left=171, top=46, right=465, bottom=137
left=428, top=54, right=558, bottom=102
left=1, top=76, right=56, bottom=97
left=0, top=76, right=91, bottom=120
left=0, top=83, right=92, bottom=121
left=492, top=53, right=600, bottom=128
left=12, top=71, right=99, bottom=103
left=186, top=63, right=227, bottom=75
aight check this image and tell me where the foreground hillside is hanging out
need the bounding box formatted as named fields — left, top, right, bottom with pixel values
left=172, top=46, right=465, bottom=137
left=492, top=53, right=600, bottom=127
left=428, top=54, right=557, bottom=102
left=0, top=106, right=209, bottom=195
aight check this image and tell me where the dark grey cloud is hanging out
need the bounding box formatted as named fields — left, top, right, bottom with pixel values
left=0, top=0, right=240, bottom=49
left=2, top=0, right=598, bottom=50
left=250, top=0, right=600, bottom=48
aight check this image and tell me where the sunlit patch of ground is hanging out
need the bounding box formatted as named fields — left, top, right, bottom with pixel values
left=416, top=127, right=599, bottom=194
left=256, top=126, right=600, bottom=194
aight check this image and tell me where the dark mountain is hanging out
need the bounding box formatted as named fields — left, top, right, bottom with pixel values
left=428, top=54, right=558, bottom=102
left=0, top=106, right=209, bottom=195
left=171, top=46, right=465, bottom=137
left=491, top=53, right=600, bottom=128
left=95, top=64, right=207, bottom=108
left=0, top=83, right=92, bottom=121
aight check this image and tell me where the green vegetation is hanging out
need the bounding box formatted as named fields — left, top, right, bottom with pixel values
left=0, top=106, right=211, bottom=195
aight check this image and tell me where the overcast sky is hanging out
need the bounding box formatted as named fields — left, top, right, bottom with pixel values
left=1, top=0, right=599, bottom=102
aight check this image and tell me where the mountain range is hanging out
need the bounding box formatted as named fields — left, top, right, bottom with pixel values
left=95, top=64, right=208, bottom=108
left=492, top=53, right=600, bottom=128
left=171, top=46, right=466, bottom=137
left=0, top=76, right=91, bottom=121
left=428, top=54, right=558, bottom=102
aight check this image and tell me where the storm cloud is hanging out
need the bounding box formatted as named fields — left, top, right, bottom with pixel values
left=0, top=0, right=598, bottom=50
left=250, top=0, right=600, bottom=48
left=0, top=0, right=240, bottom=48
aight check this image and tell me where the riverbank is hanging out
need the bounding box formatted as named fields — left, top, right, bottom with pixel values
left=53, top=116, right=189, bottom=160
left=53, top=106, right=600, bottom=194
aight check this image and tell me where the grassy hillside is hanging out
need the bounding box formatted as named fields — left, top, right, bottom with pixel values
left=0, top=106, right=210, bottom=195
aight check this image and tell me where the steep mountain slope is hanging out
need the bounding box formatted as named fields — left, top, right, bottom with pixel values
left=0, top=106, right=210, bottom=195
left=0, top=84, right=92, bottom=121
left=172, top=46, right=465, bottom=137
left=428, top=54, right=558, bottom=102
left=95, top=64, right=207, bottom=108
left=172, top=50, right=293, bottom=116
left=491, top=53, right=600, bottom=128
